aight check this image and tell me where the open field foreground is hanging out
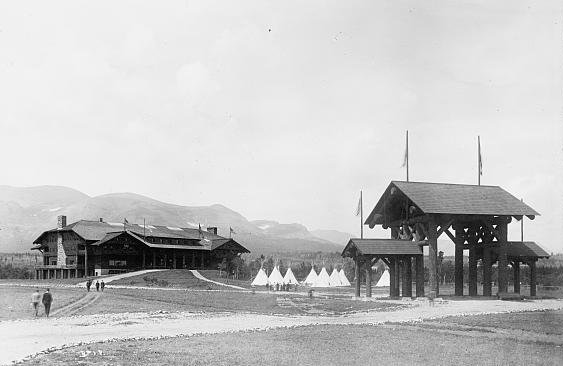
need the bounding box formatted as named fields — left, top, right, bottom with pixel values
left=19, top=311, right=563, bottom=366
left=1, top=297, right=562, bottom=365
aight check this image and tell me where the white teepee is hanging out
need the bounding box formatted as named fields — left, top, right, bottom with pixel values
left=376, top=269, right=390, bottom=287
left=268, top=266, right=284, bottom=285
left=303, top=267, right=318, bottom=286
left=283, top=267, right=298, bottom=285
left=251, top=268, right=269, bottom=286
left=338, top=269, right=351, bottom=286
left=328, top=268, right=342, bottom=287
left=312, top=267, right=331, bottom=287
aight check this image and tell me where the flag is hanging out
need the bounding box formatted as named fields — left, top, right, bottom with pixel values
left=355, top=194, right=362, bottom=217
left=230, top=227, right=236, bottom=235
left=123, top=218, right=129, bottom=224
left=401, top=131, right=408, bottom=168
left=198, top=223, right=203, bottom=238
left=478, top=137, right=483, bottom=176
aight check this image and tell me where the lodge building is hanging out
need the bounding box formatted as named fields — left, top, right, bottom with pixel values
left=32, top=216, right=250, bottom=279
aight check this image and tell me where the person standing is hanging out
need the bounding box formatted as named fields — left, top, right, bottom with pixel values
left=86, top=279, right=91, bottom=292
left=100, top=280, right=105, bottom=292
left=42, top=288, right=53, bottom=317
left=31, top=289, right=41, bottom=317
left=95, top=280, right=100, bottom=292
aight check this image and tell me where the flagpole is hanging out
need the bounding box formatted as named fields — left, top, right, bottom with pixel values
left=360, top=190, right=364, bottom=239
left=520, top=198, right=525, bottom=243
left=478, top=135, right=481, bottom=186
left=406, top=130, right=409, bottom=182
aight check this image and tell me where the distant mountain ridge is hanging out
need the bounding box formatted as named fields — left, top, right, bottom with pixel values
left=0, top=185, right=350, bottom=254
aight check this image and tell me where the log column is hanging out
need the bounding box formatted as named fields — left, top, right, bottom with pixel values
left=152, top=251, right=156, bottom=268
left=483, top=247, right=492, bottom=296
left=427, top=217, right=439, bottom=296
left=365, top=260, right=372, bottom=298
left=354, top=255, right=361, bottom=297
left=454, top=224, right=464, bottom=296
left=497, top=219, right=509, bottom=294
left=173, top=250, right=177, bottom=269
left=415, top=255, right=424, bottom=297
left=468, top=238, right=478, bottom=296
left=393, top=257, right=400, bottom=297
left=530, top=260, right=537, bottom=297
left=389, top=258, right=396, bottom=297
left=142, top=250, right=146, bottom=269
left=200, top=251, right=205, bottom=268
left=403, top=257, right=412, bottom=298
left=513, top=261, right=520, bottom=293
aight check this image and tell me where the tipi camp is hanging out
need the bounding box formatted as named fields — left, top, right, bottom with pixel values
left=283, top=267, right=298, bottom=285
left=312, top=267, right=331, bottom=287
left=338, top=269, right=351, bottom=286
left=251, top=267, right=269, bottom=287
left=328, top=268, right=342, bottom=287
left=268, top=266, right=284, bottom=286
left=376, top=269, right=390, bottom=287
left=303, top=267, right=318, bottom=286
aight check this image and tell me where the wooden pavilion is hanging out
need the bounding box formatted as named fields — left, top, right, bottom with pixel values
left=344, top=181, right=547, bottom=298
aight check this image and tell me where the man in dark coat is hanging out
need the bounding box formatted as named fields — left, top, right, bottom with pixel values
left=42, top=288, right=53, bottom=317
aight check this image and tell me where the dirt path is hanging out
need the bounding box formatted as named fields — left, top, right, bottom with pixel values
left=189, top=270, right=246, bottom=290
left=75, top=269, right=168, bottom=287
left=51, top=292, right=102, bottom=317
left=1, top=298, right=562, bottom=365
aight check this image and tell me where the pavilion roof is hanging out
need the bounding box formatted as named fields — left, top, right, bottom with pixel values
left=492, top=241, right=550, bottom=259
left=366, top=181, right=539, bottom=227
left=342, top=238, right=423, bottom=258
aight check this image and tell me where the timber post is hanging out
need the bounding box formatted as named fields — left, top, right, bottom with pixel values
left=389, top=257, right=395, bottom=297
left=152, top=251, right=156, bottom=268
left=415, top=255, right=424, bottom=297
left=354, top=255, right=361, bottom=297
left=454, top=224, right=464, bottom=296
left=513, top=261, right=520, bottom=293
left=530, top=260, right=537, bottom=297
left=404, top=256, right=412, bottom=298
left=365, top=260, right=372, bottom=298
left=427, top=216, right=439, bottom=296
left=393, top=257, right=400, bottom=297
left=483, top=247, right=492, bottom=296
left=468, top=229, right=478, bottom=296
left=497, top=218, right=509, bottom=294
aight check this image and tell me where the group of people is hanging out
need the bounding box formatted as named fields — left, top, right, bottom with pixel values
left=86, top=279, right=105, bottom=292
left=31, top=288, right=52, bottom=317
left=266, top=283, right=296, bottom=292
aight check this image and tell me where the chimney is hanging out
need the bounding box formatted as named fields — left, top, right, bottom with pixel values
left=99, top=218, right=104, bottom=222
left=206, top=227, right=218, bottom=235
left=57, top=215, right=67, bottom=229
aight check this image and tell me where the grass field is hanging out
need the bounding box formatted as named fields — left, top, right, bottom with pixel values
left=0, top=286, right=84, bottom=320
left=19, top=310, right=563, bottom=366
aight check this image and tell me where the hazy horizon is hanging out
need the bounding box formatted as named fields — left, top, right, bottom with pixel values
left=1, top=1, right=561, bottom=254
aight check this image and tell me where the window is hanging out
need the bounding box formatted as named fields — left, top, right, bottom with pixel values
left=109, top=259, right=127, bottom=267
left=49, top=259, right=57, bottom=265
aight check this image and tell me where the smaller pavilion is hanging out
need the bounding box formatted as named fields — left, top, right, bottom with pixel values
left=342, top=239, right=423, bottom=298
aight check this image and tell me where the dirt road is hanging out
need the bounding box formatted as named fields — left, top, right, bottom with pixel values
left=1, top=298, right=562, bottom=365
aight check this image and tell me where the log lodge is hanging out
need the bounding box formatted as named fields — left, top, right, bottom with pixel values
left=342, top=181, right=549, bottom=298
left=31, top=216, right=250, bottom=279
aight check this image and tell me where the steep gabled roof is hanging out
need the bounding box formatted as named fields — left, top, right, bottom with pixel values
left=366, top=181, right=539, bottom=227
left=342, top=238, right=423, bottom=257
left=33, top=220, right=250, bottom=253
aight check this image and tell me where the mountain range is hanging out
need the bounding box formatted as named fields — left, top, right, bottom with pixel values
left=0, top=185, right=352, bottom=254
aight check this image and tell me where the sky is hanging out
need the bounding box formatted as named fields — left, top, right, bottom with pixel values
left=0, top=0, right=562, bottom=254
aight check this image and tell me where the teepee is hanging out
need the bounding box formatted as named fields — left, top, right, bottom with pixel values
left=312, top=267, right=331, bottom=287
left=268, top=266, right=284, bottom=285
left=283, top=267, right=298, bottom=285
left=251, top=268, right=269, bottom=286
left=338, top=269, right=351, bottom=286
left=376, top=269, right=390, bottom=287
left=328, top=268, right=342, bottom=287
left=303, top=266, right=318, bottom=286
